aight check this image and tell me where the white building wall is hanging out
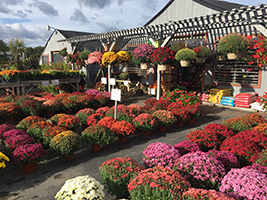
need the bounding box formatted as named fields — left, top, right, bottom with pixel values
left=147, top=0, right=220, bottom=26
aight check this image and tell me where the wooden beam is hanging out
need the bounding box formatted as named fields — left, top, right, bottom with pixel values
left=253, top=23, right=267, bottom=37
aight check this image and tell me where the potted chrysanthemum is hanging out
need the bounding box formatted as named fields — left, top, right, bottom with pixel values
left=175, top=48, right=197, bottom=67
left=132, top=113, right=158, bottom=135
left=117, top=51, right=132, bottom=65
left=193, top=46, right=211, bottom=63
left=55, top=175, right=105, bottom=200
left=152, top=110, right=176, bottom=132
left=87, top=51, right=103, bottom=65
left=150, top=47, right=175, bottom=71
left=132, top=44, right=155, bottom=69
left=111, top=120, right=136, bottom=143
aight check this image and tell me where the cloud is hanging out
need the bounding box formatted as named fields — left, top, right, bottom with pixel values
left=95, top=22, right=119, bottom=32
left=77, top=0, right=126, bottom=9
left=32, top=0, right=58, bottom=17
left=15, top=10, right=27, bottom=18
left=1, top=0, right=24, bottom=6
left=0, top=6, right=11, bottom=14
left=70, top=9, right=89, bottom=23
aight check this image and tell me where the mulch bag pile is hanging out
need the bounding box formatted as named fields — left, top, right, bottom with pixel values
left=234, top=92, right=258, bottom=108
left=250, top=100, right=266, bottom=112
left=220, top=96, right=235, bottom=107
left=208, top=88, right=232, bottom=104
left=198, top=93, right=209, bottom=102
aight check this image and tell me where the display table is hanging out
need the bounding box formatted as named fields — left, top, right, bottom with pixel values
left=0, top=77, right=80, bottom=95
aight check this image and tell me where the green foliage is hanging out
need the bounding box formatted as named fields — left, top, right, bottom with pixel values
left=119, top=72, right=129, bottom=80
left=170, top=42, right=186, bottom=53
left=79, top=50, right=91, bottom=60
left=8, top=38, right=26, bottom=60
left=217, top=33, right=250, bottom=55
left=38, top=84, right=59, bottom=96
left=40, top=61, right=71, bottom=70
left=0, top=40, right=9, bottom=64
left=175, top=48, right=197, bottom=61
left=58, top=47, right=67, bottom=57
left=222, top=118, right=252, bottom=134
left=81, top=125, right=116, bottom=147
left=255, top=149, right=267, bottom=166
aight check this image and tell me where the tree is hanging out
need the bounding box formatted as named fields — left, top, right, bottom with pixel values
left=25, top=47, right=34, bottom=58
left=33, top=46, right=45, bottom=58
left=0, top=39, right=9, bottom=64
left=8, top=38, right=26, bottom=60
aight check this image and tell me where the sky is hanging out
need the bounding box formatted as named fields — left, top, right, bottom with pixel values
left=0, top=0, right=266, bottom=48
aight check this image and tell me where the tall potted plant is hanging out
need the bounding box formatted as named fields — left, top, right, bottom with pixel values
left=217, top=33, right=250, bottom=60
left=175, top=48, right=196, bottom=67
left=193, top=46, right=211, bottom=63
left=132, top=44, right=155, bottom=69
left=150, top=47, right=175, bottom=71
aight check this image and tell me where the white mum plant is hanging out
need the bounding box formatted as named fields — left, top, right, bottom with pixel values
left=55, top=175, right=105, bottom=200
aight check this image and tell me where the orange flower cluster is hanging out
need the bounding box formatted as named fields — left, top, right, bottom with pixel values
left=0, top=102, right=20, bottom=118
left=111, top=120, right=136, bottom=136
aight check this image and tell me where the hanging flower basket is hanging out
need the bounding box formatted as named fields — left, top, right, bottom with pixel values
left=227, top=53, right=239, bottom=60
left=158, top=64, right=168, bottom=71
left=180, top=60, right=191, bottom=67
left=140, top=63, right=150, bottom=69
left=196, top=57, right=206, bottom=63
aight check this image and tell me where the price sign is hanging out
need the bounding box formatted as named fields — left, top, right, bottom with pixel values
left=111, top=89, right=121, bottom=101
left=110, top=78, right=116, bottom=86
left=42, top=81, right=49, bottom=86
left=150, top=88, right=156, bottom=95
left=51, top=79, right=59, bottom=85
left=101, top=77, right=107, bottom=84
left=124, top=81, right=130, bottom=86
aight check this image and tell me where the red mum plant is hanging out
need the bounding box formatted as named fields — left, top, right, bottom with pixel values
left=106, top=105, right=137, bottom=123
left=95, top=94, right=109, bottom=106
left=42, top=100, right=61, bottom=114
left=173, top=140, right=202, bottom=156
left=16, top=116, right=46, bottom=131
left=51, top=113, right=69, bottom=125
left=149, top=99, right=171, bottom=113
left=184, top=105, right=201, bottom=119
left=150, top=47, right=175, bottom=65
left=75, top=108, right=95, bottom=125
left=152, top=110, right=176, bottom=127
left=182, top=188, right=236, bottom=200
left=111, top=120, right=136, bottom=137
left=60, top=98, right=79, bottom=114
left=208, top=149, right=240, bottom=172
left=99, top=157, right=144, bottom=199
left=257, top=91, right=267, bottom=111
left=97, top=116, right=117, bottom=129
left=41, top=126, right=66, bottom=147
left=143, top=98, right=157, bottom=110
left=167, top=101, right=184, bottom=111
left=255, top=149, right=267, bottom=166
left=0, top=124, right=17, bottom=139
left=0, top=102, right=21, bottom=119
left=128, top=166, right=190, bottom=200
left=162, top=89, right=201, bottom=105
left=220, top=130, right=267, bottom=165
left=75, top=95, right=97, bottom=108
left=27, top=121, right=55, bottom=142
left=132, top=113, right=158, bottom=131
left=170, top=108, right=190, bottom=122
left=204, top=123, right=235, bottom=142
left=95, top=106, right=110, bottom=115
left=20, top=99, right=44, bottom=116
left=86, top=113, right=104, bottom=127
left=13, top=143, right=46, bottom=164
left=127, top=104, right=143, bottom=116
left=185, top=130, right=221, bottom=152
left=57, top=115, right=81, bottom=131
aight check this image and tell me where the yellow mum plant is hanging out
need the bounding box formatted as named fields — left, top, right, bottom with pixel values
left=0, top=151, right=9, bottom=168
left=102, top=51, right=118, bottom=66
left=117, top=51, right=132, bottom=64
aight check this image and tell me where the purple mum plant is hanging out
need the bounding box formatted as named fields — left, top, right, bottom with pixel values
left=132, top=44, right=155, bottom=64
left=2, top=129, right=28, bottom=140
left=143, top=142, right=180, bottom=169
left=5, top=134, right=35, bottom=150
left=243, top=163, right=267, bottom=174
left=173, top=140, right=201, bottom=156
left=219, top=168, right=267, bottom=200
left=174, top=151, right=226, bottom=190
left=85, top=89, right=100, bottom=96
left=208, top=149, right=240, bottom=172
left=0, top=124, right=17, bottom=139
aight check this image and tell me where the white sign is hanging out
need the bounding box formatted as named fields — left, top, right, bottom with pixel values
left=110, top=78, right=116, bottom=86
left=124, top=81, right=130, bottom=86
left=42, top=81, right=49, bottom=86
left=101, top=77, right=107, bottom=84
left=150, top=88, right=156, bottom=95
left=51, top=79, right=59, bottom=85
left=111, top=89, right=121, bottom=101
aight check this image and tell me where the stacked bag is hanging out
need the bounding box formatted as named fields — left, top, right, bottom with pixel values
left=234, top=92, right=258, bottom=108
left=208, top=88, right=232, bottom=104
left=198, top=93, right=209, bottom=102
left=220, top=96, right=235, bottom=107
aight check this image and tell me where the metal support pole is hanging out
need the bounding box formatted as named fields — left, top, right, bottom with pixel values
left=156, top=68, right=161, bottom=100
left=108, top=65, right=111, bottom=92
left=114, top=100, right=118, bottom=120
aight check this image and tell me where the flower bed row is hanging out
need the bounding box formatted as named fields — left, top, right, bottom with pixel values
left=96, top=113, right=267, bottom=200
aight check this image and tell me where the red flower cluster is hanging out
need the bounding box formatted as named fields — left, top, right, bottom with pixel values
left=150, top=47, right=175, bottom=65
left=167, top=101, right=183, bottom=111
left=97, top=116, right=117, bottom=129
left=111, top=120, right=136, bottom=136
left=186, top=130, right=221, bottom=152
left=96, top=106, right=110, bottom=115
left=57, top=115, right=81, bottom=130
left=182, top=188, right=236, bottom=200
left=204, top=123, right=235, bottom=141
left=16, top=115, right=45, bottom=131
left=87, top=113, right=104, bottom=127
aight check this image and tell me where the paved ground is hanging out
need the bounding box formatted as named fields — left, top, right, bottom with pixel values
left=0, top=94, right=266, bottom=200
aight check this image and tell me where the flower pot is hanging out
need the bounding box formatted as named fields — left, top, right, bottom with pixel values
left=158, top=126, right=167, bottom=132
left=175, top=121, right=184, bottom=127
left=227, top=53, right=239, bottom=60
left=62, top=152, right=74, bottom=161
left=91, top=144, right=102, bottom=152
left=6, top=117, right=15, bottom=123
left=46, top=112, right=54, bottom=117
left=158, top=64, right=168, bottom=71
left=196, top=57, right=206, bottom=63
left=187, top=118, right=195, bottom=124
left=118, top=136, right=128, bottom=143
left=140, top=63, right=150, bottom=69
left=180, top=60, right=191, bottom=67
left=22, top=163, right=37, bottom=173
left=142, top=130, right=152, bottom=136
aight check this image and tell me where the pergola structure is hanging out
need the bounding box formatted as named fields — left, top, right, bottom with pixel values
left=60, top=4, right=267, bottom=50
left=60, top=4, right=267, bottom=99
